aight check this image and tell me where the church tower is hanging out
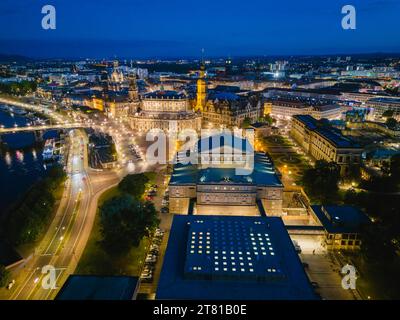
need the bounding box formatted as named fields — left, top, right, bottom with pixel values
left=128, top=73, right=139, bottom=101
left=128, top=73, right=140, bottom=114
left=195, top=62, right=207, bottom=112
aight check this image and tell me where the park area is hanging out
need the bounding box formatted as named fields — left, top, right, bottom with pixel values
left=259, top=134, right=312, bottom=186
left=76, top=172, right=158, bottom=276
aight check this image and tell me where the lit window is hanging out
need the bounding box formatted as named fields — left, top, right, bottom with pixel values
left=232, top=268, right=236, bottom=272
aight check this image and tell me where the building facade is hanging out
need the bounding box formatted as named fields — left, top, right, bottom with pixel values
left=169, top=134, right=284, bottom=216
left=264, top=98, right=343, bottom=120
left=202, top=93, right=262, bottom=128
left=129, top=90, right=202, bottom=132
left=291, top=115, right=363, bottom=175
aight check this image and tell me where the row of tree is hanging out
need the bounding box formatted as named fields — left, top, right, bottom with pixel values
left=2, top=165, right=66, bottom=245
left=0, top=81, right=37, bottom=96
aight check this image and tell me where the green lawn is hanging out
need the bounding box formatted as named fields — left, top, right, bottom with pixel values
left=263, top=135, right=293, bottom=147
left=75, top=186, right=151, bottom=276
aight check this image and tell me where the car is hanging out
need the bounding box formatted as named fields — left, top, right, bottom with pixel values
left=6, top=280, right=15, bottom=290
left=161, top=207, right=169, bottom=214
left=143, top=266, right=154, bottom=273
left=311, top=282, right=319, bottom=289
left=150, top=250, right=159, bottom=256
left=141, top=274, right=153, bottom=283
left=151, top=244, right=159, bottom=250
left=140, top=270, right=153, bottom=277
left=145, top=255, right=157, bottom=263
left=302, top=262, right=309, bottom=269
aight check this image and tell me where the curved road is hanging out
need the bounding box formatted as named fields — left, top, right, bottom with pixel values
left=5, top=129, right=120, bottom=300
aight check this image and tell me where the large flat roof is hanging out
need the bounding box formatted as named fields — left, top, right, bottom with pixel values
left=156, top=215, right=317, bottom=300
left=311, top=205, right=370, bottom=234
left=170, top=152, right=282, bottom=187
left=56, top=275, right=139, bottom=300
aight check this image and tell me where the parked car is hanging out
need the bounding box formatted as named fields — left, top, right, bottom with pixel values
left=6, top=280, right=15, bottom=290
left=145, top=255, right=157, bottom=263
left=161, top=206, right=169, bottom=214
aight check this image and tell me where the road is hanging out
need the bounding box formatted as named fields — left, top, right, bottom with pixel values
left=4, top=129, right=120, bottom=300
left=0, top=123, right=86, bottom=134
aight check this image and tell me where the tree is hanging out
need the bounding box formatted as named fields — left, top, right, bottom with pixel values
left=301, top=160, right=340, bottom=203
left=0, top=265, right=11, bottom=288
left=344, top=164, right=361, bottom=183
left=259, top=114, right=275, bottom=125
left=382, top=110, right=394, bottom=119
left=99, top=194, right=159, bottom=255
left=242, top=117, right=252, bottom=128
left=361, top=224, right=396, bottom=263
left=118, top=173, right=149, bottom=199
left=386, top=117, right=398, bottom=129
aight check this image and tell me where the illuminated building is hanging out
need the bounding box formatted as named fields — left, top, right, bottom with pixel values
left=156, top=215, right=317, bottom=300
left=264, top=98, right=343, bottom=120
left=310, top=205, right=370, bottom=250
left=169, top=133, right=283, bottom=216
left=129, top=90, right=202, bottom=132
left=195, top=63, right=207, bottom=112
left=202, top=92, right=262, bottom=128
left=291, top=115, right=363, bottom=175
left=105, top=67, right=140, bottom=119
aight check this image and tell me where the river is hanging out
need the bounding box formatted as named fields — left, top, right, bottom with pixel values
left=0, top=105, right=59, bottom=215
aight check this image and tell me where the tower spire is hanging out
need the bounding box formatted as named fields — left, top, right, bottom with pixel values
left=196, top=49, right=207, bottom=112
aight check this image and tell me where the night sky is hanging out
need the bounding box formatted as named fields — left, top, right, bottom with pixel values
left=0, top=0, right=399, bottom=58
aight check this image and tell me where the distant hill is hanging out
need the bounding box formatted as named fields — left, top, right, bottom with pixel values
left=0, top=54, right=34, bottom=63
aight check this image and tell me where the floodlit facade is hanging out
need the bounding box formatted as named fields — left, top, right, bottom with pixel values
left=129, top=90, right=202, bottom=132
left=290, top=115, right=363, bottom=175
left=169, top=134, right=283, bottom=216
